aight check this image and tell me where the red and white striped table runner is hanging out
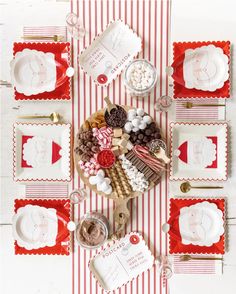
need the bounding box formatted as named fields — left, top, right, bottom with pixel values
left=70, top=0, right=170, bottom=293
left=173, top=256, right=223, bottom=275
left=175, top=99, right=226, bottom=121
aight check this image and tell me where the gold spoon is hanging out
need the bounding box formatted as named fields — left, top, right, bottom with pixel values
left=183, top=102, right=225, bottom=109
left=180, top=181, right=223, bottom=193
left=180, top=255, right=223, bottom=262
left=21, top=35, right=64, bottom=42
left=18, top=112, right=61, bottom=123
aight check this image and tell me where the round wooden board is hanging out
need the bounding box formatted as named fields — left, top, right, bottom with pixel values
left=73, top=105, right=162, bottom=230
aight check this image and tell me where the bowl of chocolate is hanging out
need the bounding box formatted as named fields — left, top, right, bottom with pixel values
left=104, top=105, right=127, bottom=128
left=76, top=212, right=109, bottom=249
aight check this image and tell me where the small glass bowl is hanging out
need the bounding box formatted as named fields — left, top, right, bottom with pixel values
left=76, top=212, right=109, bottom=250
left=124, top=59, right=157, bottom=97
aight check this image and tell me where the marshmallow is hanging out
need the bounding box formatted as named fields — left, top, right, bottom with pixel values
left=127, top=61, right=155, bottom=90
left=89, top=169, right=112, bottom=194
left=119, top=155, right=149, bottom=193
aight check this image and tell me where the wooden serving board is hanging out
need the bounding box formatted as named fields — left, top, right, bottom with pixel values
left=73, top=106, right=161, bottom=236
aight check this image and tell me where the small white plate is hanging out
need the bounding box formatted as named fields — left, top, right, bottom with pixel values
left=10, top=49, right=57, bottom=96
left=79, top=20, right=142, bottom=86
left=183, top=45, right=229, bottom=92
left=12, top=205, right=58, bottom=250
left=179, top=201, right=224, bottom=247
left=13, top=123, right=71, bottom=182
left=170, top=122, right=228, bottom=181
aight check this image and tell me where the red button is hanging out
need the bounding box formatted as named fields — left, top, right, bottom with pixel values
left=129, top=235, right=140, bottom=245
left=97, top=74, right=108, bottom=84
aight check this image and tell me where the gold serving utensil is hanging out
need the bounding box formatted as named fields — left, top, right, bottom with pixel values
left=18, top=112, right=61, bottom=123
left=21, top=35, right=64, bottom=42
left=180, top=255, right=223, bottom=262
left=180, top=181, right=223, bottom=193
left=104, top=96, right=117, bottom=114
left=183, top=102, right=225, bottom=109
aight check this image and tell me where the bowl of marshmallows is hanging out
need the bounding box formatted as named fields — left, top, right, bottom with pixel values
left=124, top=59, right=157, bottom=97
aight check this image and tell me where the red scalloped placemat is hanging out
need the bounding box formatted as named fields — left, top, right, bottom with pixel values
left=168, top=198, right=225, bottom=255
left=13, top=42, right=71, bottom=100
left=173, top=41, right=230, bottom=98
left=14, top=198, right=71, bottom=255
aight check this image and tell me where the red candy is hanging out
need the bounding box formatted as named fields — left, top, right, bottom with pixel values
left=96, top=149, right=115, bottom=168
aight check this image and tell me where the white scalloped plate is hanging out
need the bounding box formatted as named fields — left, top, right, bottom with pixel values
left=12, top=205, right=58, bottom=250
left=79, top=20, right=142, bottom=86
left=13, top=123, right=71, bottom=182
left=170, top=122, right=228, bottom=181
left=183, top=45, right=229, bottom=91
left=179, top=201, right=224, bottom=247
left=10, top=49, right=57, bottom=96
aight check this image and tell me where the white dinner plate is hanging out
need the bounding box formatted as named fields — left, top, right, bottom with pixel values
left=179, top=201, right=224, bottom=247
left=12, top=205, right=58, bottom=250
left=10, top=49, right=57, bottom=96
left=183, top=45, right=229, bottom=92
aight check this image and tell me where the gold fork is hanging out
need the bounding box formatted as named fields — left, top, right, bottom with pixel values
left=179, top=255, right=223, bottom=262
left=21, top=35, right=64, bottom=42
left=183, top=102, right=225, bottom=109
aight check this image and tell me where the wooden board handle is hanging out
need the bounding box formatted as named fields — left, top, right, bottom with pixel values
left=111, top=199, right=130, bottom=239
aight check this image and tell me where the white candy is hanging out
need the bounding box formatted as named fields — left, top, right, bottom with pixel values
left=128, top=109, right=137, bottom=116
left=128, top=112, right=136, bottom=121
left=132, top=118, right=141, bottom=127
left=142, top=115, right=152, bottom=124
left=89, top=170, right=112, bottom=194
left=126, top=107, right=149, bottom=131
left=104, top=186, right=112, bottom=195
left=139, top=122, right=147, bottom=130
left=124, top=122, right=133, bottom=133
left=132, top=127, right=139, bottom=132
left=136, top=108, right=145, bottom=116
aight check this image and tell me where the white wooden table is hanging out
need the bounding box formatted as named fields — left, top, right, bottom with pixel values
left=1, top=1, right=236, bottom=294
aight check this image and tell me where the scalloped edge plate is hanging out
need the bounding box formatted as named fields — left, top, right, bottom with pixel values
left=12, top=204, right=58, bottom=250
left=183, top=45, right=229, bottom=92
left=179, top=201, right=224, bottom=246
left=13, top=123, right=71, bottom=182
left=170, top=122, right=228, bottom=181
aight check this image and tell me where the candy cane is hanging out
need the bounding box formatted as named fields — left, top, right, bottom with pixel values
left=133, top=145, right=165, bottom=173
